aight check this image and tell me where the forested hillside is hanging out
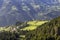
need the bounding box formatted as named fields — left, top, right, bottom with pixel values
left=25, top=16, right=60, bottom=40
left=0, top=17, right=60, bottom=40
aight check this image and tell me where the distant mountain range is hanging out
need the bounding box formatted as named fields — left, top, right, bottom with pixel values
left=0, top=0, right=60, bottom=26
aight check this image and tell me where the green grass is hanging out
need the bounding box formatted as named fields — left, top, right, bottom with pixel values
left=21, top=21, right=48, bottom=31
left=0, top=26, right=16, bottom=31
left=0, top=21, right=48, bottom=31
left=0, top=27, right=11, bottom=31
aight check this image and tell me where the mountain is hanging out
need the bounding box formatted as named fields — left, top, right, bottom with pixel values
left=25, top=16, right=60, bottom=40
left=0, top=16, right=60, bottom=40
left=0, top=0, right=60, bottom=26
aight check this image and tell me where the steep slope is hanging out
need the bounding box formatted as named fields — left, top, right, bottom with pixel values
left=25, top=16, right=60, bottom=40
left=0, top=17, right=60, bottom=40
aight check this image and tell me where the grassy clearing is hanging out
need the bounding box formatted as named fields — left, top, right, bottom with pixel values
left=0, top=27, right=11, bottom=31
left=0, top=21, right=48, bottom=31
left=21, top=21, right=48, bottom=31
left=0, top=26, right=16, bottom=31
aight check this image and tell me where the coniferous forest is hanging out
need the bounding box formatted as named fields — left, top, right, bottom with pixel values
left=0, top=16, right=60, bottom=40
left=0, top=0, right=60, bottom=40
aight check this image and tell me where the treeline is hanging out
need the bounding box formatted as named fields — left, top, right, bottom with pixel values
left=0, top=21, right=29, bottom=40
left=0, top=31, right=20, bottom=40
left=0, top=17, right=60, bottom=40
left=0, top=30, right=29, bottom=40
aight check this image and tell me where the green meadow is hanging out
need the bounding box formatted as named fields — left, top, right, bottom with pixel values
left=21, top=21, right=48, bottom=31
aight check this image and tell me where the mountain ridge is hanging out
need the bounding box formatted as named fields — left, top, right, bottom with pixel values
left=0, top=0, right=60, bottom=26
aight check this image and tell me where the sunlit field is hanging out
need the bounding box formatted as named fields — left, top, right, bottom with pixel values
left=0, top=26, right=16, bottom=31
left=0, top=21, right=48, bottom=31
left=21, top=21, right=48, bottom=31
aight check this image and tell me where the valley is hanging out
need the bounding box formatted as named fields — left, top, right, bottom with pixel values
left=0, top=0, right=60, bottom=40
